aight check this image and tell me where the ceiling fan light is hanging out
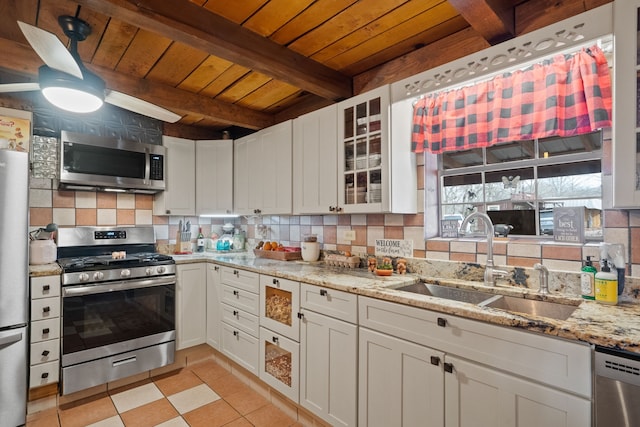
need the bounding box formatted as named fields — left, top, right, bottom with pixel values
left=39, top=65, right=105, bottom=113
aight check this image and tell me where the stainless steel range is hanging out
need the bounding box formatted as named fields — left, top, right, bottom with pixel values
left=57, top=226, right=175, bottom=395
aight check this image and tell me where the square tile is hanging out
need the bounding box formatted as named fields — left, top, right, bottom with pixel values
left=224, top=386, right=269, bottom=415
left=110, top=383, right=164, bottom=414
left=244, top=404, right=296, bottom=427
left=188, top=360, right=229, bottom=384
left=182, top=400, right=241, bottom=427
left=86, top=415, right=125, bottom=427
left=167, top=383, right=220, bottom=414
left=58, top=396, right=117, bottom=427
left=119, top=398, right=178, bottom=427
left=154, top=369, right=204, bottom=396
left=75, top=191, right=97, bottom=208
left=155, top=417, right=190, bottom=427
left=206, top=373, right=250, bottom=398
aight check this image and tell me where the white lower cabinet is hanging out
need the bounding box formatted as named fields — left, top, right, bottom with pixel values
left=176, top=264, right=206, bottom=350
left=299, top=284, right=358, bottom=426
left=259, top=327, right=299, bottom=402
left=206, top=264, right=221, bottom=350
left=358, top=296, right=592, bottom=427
left=444, top=355, right=591, bottom=427
left=29, top=275, right=61, bottom=389
left=221, top=322, right=260, bottom=374
left=359, top=327, right=444, bottom=427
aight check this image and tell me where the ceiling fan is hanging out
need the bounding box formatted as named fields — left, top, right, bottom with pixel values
left=0, top=15, right=181, bottom=123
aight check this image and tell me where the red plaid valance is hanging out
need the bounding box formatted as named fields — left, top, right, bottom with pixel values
left=411, top=45, right=612, bottom=154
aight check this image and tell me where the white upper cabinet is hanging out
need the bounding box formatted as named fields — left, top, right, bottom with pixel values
left=337, top=86, right=417, bottom=214
left=293, top=104, right=339, bottom=214
left=195, top=139, right=233, bottom=215
left=613, top=0, right=640, bottom=207
left=234, top=120, right=293, bottom=215
left=154, top=136, right=196, bottom=216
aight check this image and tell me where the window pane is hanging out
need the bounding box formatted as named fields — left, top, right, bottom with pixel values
left=442, top=173, right=483, bottom=204
left=538, top=132, right=601, bottom=158
left=486, top=140, right=534, bottom=164
left=442, top=148, right=483, bottom=169
left=538, top=161, right=601, bottom=199
left=539, top=201, right=603, bottom=239
left=485, top=168, right=534, bottom=203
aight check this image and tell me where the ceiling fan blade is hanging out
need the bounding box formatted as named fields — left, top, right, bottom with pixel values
left=0, top=82, right=41, bottom=93
left=17, top=21, right=83, bottom=79
left=105, top=90, right=181, bottom=123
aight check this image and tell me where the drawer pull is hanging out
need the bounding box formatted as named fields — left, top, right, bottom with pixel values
left=41, top=372, right=49, bottom=379
left=233, top=290, right=239, bottom=296
left=113, top=356, right=137, bottom=367
left=233, top=330, right=238, bottom=336
left=214, top=266, right=219, bottom=271
left=272, top=278, right=279, bottom=286
left=297, top=312, right=304, bottom=319
left=233, top=269, right=239, bottom=276
left=42, top=306, right=50, bottom=313
left=42, top=328, right=50, bottom=335
left=444, top=362, right=454, bottom=373
left=233, top=310, right=238, bottom=316
left=320, top=289, right=327, bottom=296
left=430, top=356, right=441, bottom=366
left=272, top=336, right=279, bottom=343
left=437, top=317, right=447, bottom=327
left=42, top=285, right=50, bottom=291
left=42, top=350, right=50, bottom=357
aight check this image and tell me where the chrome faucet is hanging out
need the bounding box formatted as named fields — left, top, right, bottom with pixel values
left=534, top=263, right=549, bottom=295
left=459, top=212, right=509, bottom=286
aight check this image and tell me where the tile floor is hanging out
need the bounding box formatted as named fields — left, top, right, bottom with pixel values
left=26, top=359, right=301, bottom=427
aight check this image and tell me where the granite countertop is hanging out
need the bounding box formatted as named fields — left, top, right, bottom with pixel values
left=29, top=263, right=62, bottom=277
left=174, top=252, right=640, bottom=354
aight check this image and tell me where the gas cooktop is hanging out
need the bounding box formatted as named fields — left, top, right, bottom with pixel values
left=58, top=252, right=174, bottom=273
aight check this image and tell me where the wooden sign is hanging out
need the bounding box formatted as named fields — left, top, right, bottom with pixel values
left=553, top=207, right=585, bottom=243
left=375, top=239, right=413, bottom=258
left=440, top=220, right=460, bottom=238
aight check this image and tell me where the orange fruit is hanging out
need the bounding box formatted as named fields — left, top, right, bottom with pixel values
left=271, top=241, right=278, bottom=249
left=263, top=242, right=272, bottom=251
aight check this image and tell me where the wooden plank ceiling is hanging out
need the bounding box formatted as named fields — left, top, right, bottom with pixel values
left=0, top=0, right=609, bottom=137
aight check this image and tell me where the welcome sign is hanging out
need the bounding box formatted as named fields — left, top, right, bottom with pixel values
left=375, top=239, right=413, bottom=258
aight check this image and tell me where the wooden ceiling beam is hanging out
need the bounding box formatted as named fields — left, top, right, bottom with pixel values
left=447, top=0, right=515, bottom=45
left=0, top=37, right=274, bottom=129
left=73, top=0, right=352, bottom=101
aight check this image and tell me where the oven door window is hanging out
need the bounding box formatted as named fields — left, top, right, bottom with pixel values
left=62, top=284, right=175, bottom=355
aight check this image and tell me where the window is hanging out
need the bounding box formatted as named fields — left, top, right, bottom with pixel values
left=439, top=131, right=603, bottom=239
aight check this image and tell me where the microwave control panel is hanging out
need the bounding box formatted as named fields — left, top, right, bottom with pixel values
left=150, top=154, right=164, bottom=180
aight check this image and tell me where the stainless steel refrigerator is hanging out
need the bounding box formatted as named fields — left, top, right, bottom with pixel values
left=0, top=149, right=29, bottom=426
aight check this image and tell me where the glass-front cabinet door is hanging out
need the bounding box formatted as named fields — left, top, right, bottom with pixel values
left=337, top=86, right=390, bottom=213
left=613, top=0, right=640, bottom=207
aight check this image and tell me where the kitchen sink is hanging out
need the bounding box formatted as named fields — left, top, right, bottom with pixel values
left=481, top=295, right=578, bottom=321
left=395, top=282, right=496, bottom=304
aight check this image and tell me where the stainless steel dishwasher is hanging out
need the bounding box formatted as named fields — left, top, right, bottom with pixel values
left=595, top=346, right=640, bottom=426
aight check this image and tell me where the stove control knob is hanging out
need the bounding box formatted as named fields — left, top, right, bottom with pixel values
left=120, top=269, right=131, bottom=278
left=145, top=268, right=153, bottom=276
left=157, top=266, right=166, bottom=274
left=78, top=273, right=90, bottom=282
left=93, top=272, right=104, bottom=281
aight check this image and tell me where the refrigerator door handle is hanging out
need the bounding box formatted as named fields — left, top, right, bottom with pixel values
left=0, top=331, right=23, bottom=347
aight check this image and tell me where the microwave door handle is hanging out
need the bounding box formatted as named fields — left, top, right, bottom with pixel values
left=144, top=146, right=151, bottom=185
left=62, top=276, right=175, bottom=297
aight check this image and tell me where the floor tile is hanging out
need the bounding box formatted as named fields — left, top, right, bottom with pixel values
left=119, top=398, right=179, bottom=427
left=182, top=400, right=241, bottom=427
left=167, top=383, right=221, bottom=414
left=58, top=396, right=118, bottom=427
left=223, top=386, right=269, bottom=415
left=154, top=417, right=189, bottom=427
left=86, top=415, right=125, bottom=427
left=26, top=407, right=60, bottom=427
left=188, top=359, right=229, bottom=384
left=110, top=383, right=164, bottom=414
left=244, top=404, right=297, bottom=427
left=220, top=418, right=254, bottom=427
left=205, top=373, right=251, bottom=398
left=154, top=368, right=204, bottom=396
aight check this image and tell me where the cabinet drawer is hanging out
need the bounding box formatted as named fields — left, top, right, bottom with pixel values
left=30, top=339, right=60, bottom=365
left=30, top=297, right=60, bottom=321
left=220, top=284, right=260, bottom=315
left=358, top=296, right=591, bottom=397
left=301, top=282, right=357, bottom=323
left=30, top=276, right=60, bottom=299
left=29, top=360, right=59, bottom=388
left=221, top=322, right=259, bottom=375
left=221, top=303, right=260, bottom=336
left=30, top=318, right=60, bottom=343
left=220, top=266, right=259, bottom=293
left=259, top=327, right=299, bottom=403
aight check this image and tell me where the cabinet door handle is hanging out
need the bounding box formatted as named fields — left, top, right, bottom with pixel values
left=233, top=310, right=238, bottom=316
left=233, top=269, right=238, bottom=275
left=233, top=290, right=239, bottom=296
left=329, top=206, right=335, bottom=212
left=297, top=312, right=304, bottom=319
left=214, top=266, right=219, bottom=271
left=42, top=285, right=50, bottom=291
left=437, top=317, right=447, bottom=327
left=272, top=336, right=279, bottom=343
left=272, top=278, right=279, bottom=286
left=233, top=330, right=238, bottom=336
left=336, top=206, right=342, bottom=212
left=444, top=363, right=454, bottom=373
left=165, top=210, right=171, bottom=215
left=42, top=306, right=50, bottom=313
left=42, top=328, right=50, bottom=335
left=430, top=356, right=441, bottom=366
left=42, top=350, right=50, bottom=357
left=41, top=372, right=49, bottom=379
left=320, top=289, right=327, bottom=296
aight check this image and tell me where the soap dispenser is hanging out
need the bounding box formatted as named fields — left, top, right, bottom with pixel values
left=580, top=256, right=596, bottom=300
left=595, top=259, right=618, bottom=305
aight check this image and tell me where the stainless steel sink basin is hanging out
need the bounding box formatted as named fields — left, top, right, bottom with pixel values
left=395, top=283, right=495, bottom=304
left=481, top=295, right=578, bottom=320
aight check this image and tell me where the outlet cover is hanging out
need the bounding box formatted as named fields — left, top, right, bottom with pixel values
left=343, top=230, right=356, bottom=241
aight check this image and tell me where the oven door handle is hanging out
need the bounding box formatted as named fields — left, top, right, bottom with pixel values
left=62, top=275, right=176, bottom=297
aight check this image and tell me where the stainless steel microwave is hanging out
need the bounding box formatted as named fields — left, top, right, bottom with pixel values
left=59, top=131, right=165, bottom=193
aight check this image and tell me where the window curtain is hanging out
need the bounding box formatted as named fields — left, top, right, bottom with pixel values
left=411, top=45, right=612, bottom=154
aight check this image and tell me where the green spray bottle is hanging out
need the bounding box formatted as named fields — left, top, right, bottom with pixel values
left=580, top=256, right=596, bottom=300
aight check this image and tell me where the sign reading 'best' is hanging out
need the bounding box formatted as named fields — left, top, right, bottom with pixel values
left=375, top=239, right=413, bottom=258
